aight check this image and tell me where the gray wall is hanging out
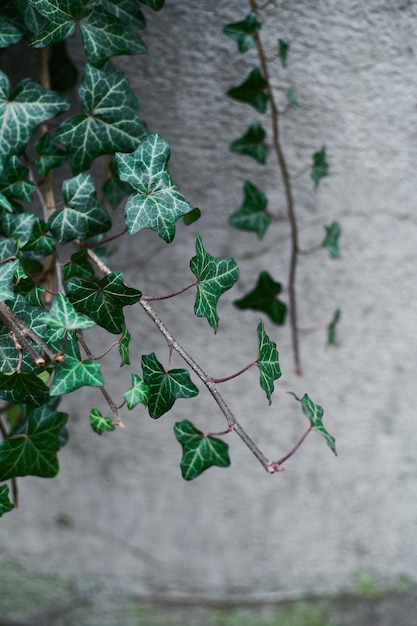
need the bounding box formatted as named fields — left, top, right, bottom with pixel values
left=2, top=0, right=417, bottom=604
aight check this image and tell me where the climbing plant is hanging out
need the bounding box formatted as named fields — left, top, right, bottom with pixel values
left=0, top=0, right=337, bottom=519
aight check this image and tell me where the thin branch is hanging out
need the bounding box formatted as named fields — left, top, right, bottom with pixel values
left=208, top=361, right=256, bottom=384
left=141, top=281, right=198, bottom=302
left=78, top=227, right=128, bottom=249
left=274, top=426, right=312, bottom=467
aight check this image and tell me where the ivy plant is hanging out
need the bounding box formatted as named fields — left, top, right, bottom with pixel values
left=0, top=0, right=336, bottom=518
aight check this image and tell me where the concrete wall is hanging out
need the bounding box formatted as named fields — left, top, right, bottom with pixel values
left=1, top=0, right=417, bottom=605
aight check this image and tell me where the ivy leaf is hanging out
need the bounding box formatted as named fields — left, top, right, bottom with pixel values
left=48, top=173, right=111, bottom=244
left=13, top=0, right=45, bottom=34
left=0, top=71, right=70, bottom=166
left=190, top=234, right=239, bottom=333
left=256, top=321, right=281, bottom=404
left=0, top=260, right=19, bottom=303
left=0, top=485, right=14, bottom=517
left=0, top=371, right=49, bottom=406
left=0, top=157, right=36, bottom=204
left=322, top=222, right=341, bottom=259
left=13, top=274, right=46, bottom=308
left=0, top=7, right=24, bottom=48
left=39, top=292, right=96, bottom=334
left=311, top=147, right=329, bottom=187
left=49, top=341, right=104, bottom=396
left=234, top=271, right=287, bottom=325
left=229, top=181, right=271, bottom=239
left=327, top=308, right=341, bottom=346
left=278, top=39, right=289, bottom=67
left=35, top=133, right=68, bottom=177
left=139, top=0, right=165, bottom=9
left=90, top=408, right=115, bottom=435
left=63, top=249, right=95, bottom=281
left=141, top=352, right=199, bottom=419
left=66, top=272, right=142, bottom=334
left=22, top=218, right=55, bottom=258
left=123, top=373, right=149, bottom=409
left=183, top=207, right=201, bottom=226
left=174, top=420, right=231, bottom=481
left=116, top=133, right=194, bottom=241
left=223, top=12, right=261, bottom=53
left=0, top=403, right=68, bottom=481
left=1, top=213, right=36, bottom=247
left=291, top=393, right=337, bottom=456
left=119, top=325, right=131, bottom=366
left=227, top=68, right=269, bottom=113
left=54, top=64, right=147, bottom=174
left=230, top=121, right=269, bottom=164
left=101, top=0, right=146, bottom=30
left=286, top=89, right=298, bottom=108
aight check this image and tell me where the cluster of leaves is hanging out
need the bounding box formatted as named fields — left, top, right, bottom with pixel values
left=0, top=0, right=336, bottom=518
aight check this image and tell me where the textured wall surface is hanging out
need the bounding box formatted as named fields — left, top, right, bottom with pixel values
left=1, top=0, right=417, bottom=605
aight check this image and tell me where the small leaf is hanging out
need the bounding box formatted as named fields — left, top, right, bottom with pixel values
left=234, top=271, right=287, bottom=325
left=35, top=133, right=68, bottom=177
left=278, top=39, right=289, bottom=67
left=174, top=420, right=231, bottom=481
left=0, top=156, right=36, bottom=204
left=142, top=352, right=198, bottom=419
left=322, top=222, right=341, bottom=259
left=119, top=325, right=131, bottom=366
left=190, top=234, right=239, bottom=332
left=311, top=147, right=328, bottom=187
left=0, top=15, right=24, bottom=48
left=223, top=12, right=261, bottom=53
left=229, top=181, right=270, bottom=239
left=256, top=321, right=281, bottom=404
left=227, top=68, right=268, bottom=113
left=22, top=218, right=55, bottom=258
left=39, top=293, right=96, bottom=334
left=116, top=133, right=194, bottom=242
left=183, top=207, right=201, bottom=226
left=0, top=484, right=14, bottom=517
left=291, top=392, right=337, bottom=456
left=90, top=408, right=115, bottom=435
left=63, top=249, right=96, bottom=281
left=0, top=259, right=19, bottom=303
left=49, top=342, right=104, bottom=396
left=327, top=308, right=341, bottom=346
left=123, top=373, right=149, bottom=409
left=286, top=89, right=297, bottom=108
left=230, top=121, right=269, bottom=164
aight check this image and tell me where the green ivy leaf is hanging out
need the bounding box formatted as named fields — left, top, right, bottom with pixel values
left=63, top=249, right=95, bottom=281
left=190, top=234, right=239, bottom=333
left=234, top=271, right=287, bottom=325
left=223, top=12, right=261, bottom=53
left=230, top=121, right=269, bottom=164
left=1, top=213, right=36, bottom=247
left=256, top=321, right=281, bottom=404
left=174, top=420, right=231, bottom=481
left=229, top=181, right=270, bottom=239
left=311, top=147, right=329, bottom=187
left=322, top=222, right=341, bottom=259
left=291, top=393, right=337, bottom=456
left=327, top=308, right=341, bottom=346
left=141, top=352, right=199, bottom=419
left=0, top=403, right=68, bottom=481
left=0, top=157, right=36, bottom=204
left=54, top=64, right=147, bottom=174
left=0, top=12, right=24, bottom=48
left=0, top=484, right=14, bottom=517
left=13, top=274, right=46, bottom=308
left=0, top=71, right=70, bottom=166
left=49, top=341, right=103, bottom=396
left=39, top=293, right=96, bottom=335
left=278, top=39, right=289, bottom=67
left=101, top=0, right=146, bottom=30
left=48, top=173, right=111, bottom=244
left=0, top=260, right=19, bottom=303
left=286, top=89, right=297, bottom=108
left=183, top=207, right=201, bottom=226
left=22, top=218, right=55, bottom=257
left=119, top=325, right=131, bottom=366
left=90, top=407, right=115, bottom=435
left=0, top=371, right=49, bottom=406
left=123, top=373, right=149, bottom=409
left=13, top=0, right=44, bottom=34
left=116, top=133, right=194, bottom=242
left=35, top=133, right=68, bottom=177
left=227, top=68, right=269, bottom=113
left=66, top=272, right=142, bottom=334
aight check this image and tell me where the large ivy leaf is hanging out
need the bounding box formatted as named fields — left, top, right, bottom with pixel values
left=190, top=234, right=239, bottom=333
left=311, top=147, right=329, bottom=187
left=54, top=64, right=146, bottom=174
left=0, top=403, right=68, bottom=481
left=0, top=71, right=70, bottom=166
left=29, top=1, right=147, bottom=65
left=39, top=292, right=96, bottom=335
left=0, top=484, right=14, bottom=517
left=90, top=407, right=115, bottom=435
left=230, top=120, right=269, bottom=164
left=291, top=392, right=337, bottom=456
left=229, top=181, right=270, bottom=239
left=256, top=321, right=281, bottom=404
left=227, top=68, right=268, bottom=113
left=0, top=371, right=49, bottom=406
left=234, top=271, right=287, bottom=325
left=48, top=173, right=111, bottom=244
left=223, top=12, right=261, bottom=53
left=141, top=352, right=199, bottom=419
left=49, top=341, right=104, bottom=396
left=174, top=420, right=231, bottom=481
left=123, top=373, right=149, bottom=409
left=66, top=272, right=142, bottom=334
left=322, top=222, right=341, bottom=259
left=116, top=133, right=194, bottom=242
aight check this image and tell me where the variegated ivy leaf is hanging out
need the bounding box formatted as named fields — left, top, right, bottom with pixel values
left=39, top=293, right=96, bottom=336
left=230, top=120, right=269, bottom=164
left=1, top=212, right=36, bottom=248
left=227, top=68, right=269, bottom=113
left=54, top=64, right=147, bottom=174
left=90, top=408, right=115, bottom=435
left=223, top=12, right=261, bottom=53
left=48, top=173, right=111, bottom=244
left=291, top=392, right=337, bottom=456
left=229, top=181, right=271, bottom=239
left=22, top=218, right=55, bottom=258
left=0, top=157, right=36, bottom=207
left=123, top=373, right=149, bottom=409
left=190, top=234, right=240, bottom=333
left=0, top=71, right=70, bottom=166
left=256, top=321, right=281, bottom=404
left=49, top=341, right=104, bottom=396
left=174, top=420, right=231, bottom=481
left=116, top=134, right=194, bottom=242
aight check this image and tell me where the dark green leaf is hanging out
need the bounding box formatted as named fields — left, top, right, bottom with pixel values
left=0, top=259, right=19, bottom=303
left=1, top=213, right=36, bottom=247
left=174, top=420, right=231, bottom=481
left=14, top=0, right=45, bottom=34
left=322, top=222, right=341, bottom=259
left=101, top=0, right=146, bottom=30
left=63, top=249, right=96, bottom=281
left=49, top=341, right=104, bottom=396
left=22, top=218, right=55, bottom=257
left=230, top=121, right=269, bottom=164
left=55, top=64, right=147, bottom=174
left=278, top=39, right=289, bottom=67
left=227, top=68, right=268, bottom=113
left=291, top=392, right=337, bottom=456
left=0, top=157, right=36, bottom=205
left=0, top=15, right=24, bottom=48
left=229, top=181, right=270, bottom=239
left=311, top=147, right=328, bottom=187
left=0, top=371, right=49, bottom=406
left=116, top=133, right=194, bottom=242
left=39, top=292, right=96, bottom=334
left=0, top=403, right=68, bottom=481
left=139, top=0, right=164, bottom=9
left=13, top=274, right=46, bottom=307
left=234, top=271, right=287, bottom=325
left=0, top=484, right=14, bottom=517
left=286, top=89, right=297, bottom=108
left=35, top=133, right=68, bottom=177
left=103, top=157, right=133, bottom=209
left=256, top=321, right=281, bottom=404
left=327, top=308, right=341, bottom=346
left=142, top=352, right=198, bottom=419
left=123, top=373, right=149, bottom=409
left=223, top=12, right=261, bottom=53
left=90, top=407, right=115, bottom=435
left=66, top=272, right=142, bottom=334
left=183, top=207, right=201, bottom=226
left=190, top=234, right=239, bottom=332
left=119, top=325, right=131, bottom=366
